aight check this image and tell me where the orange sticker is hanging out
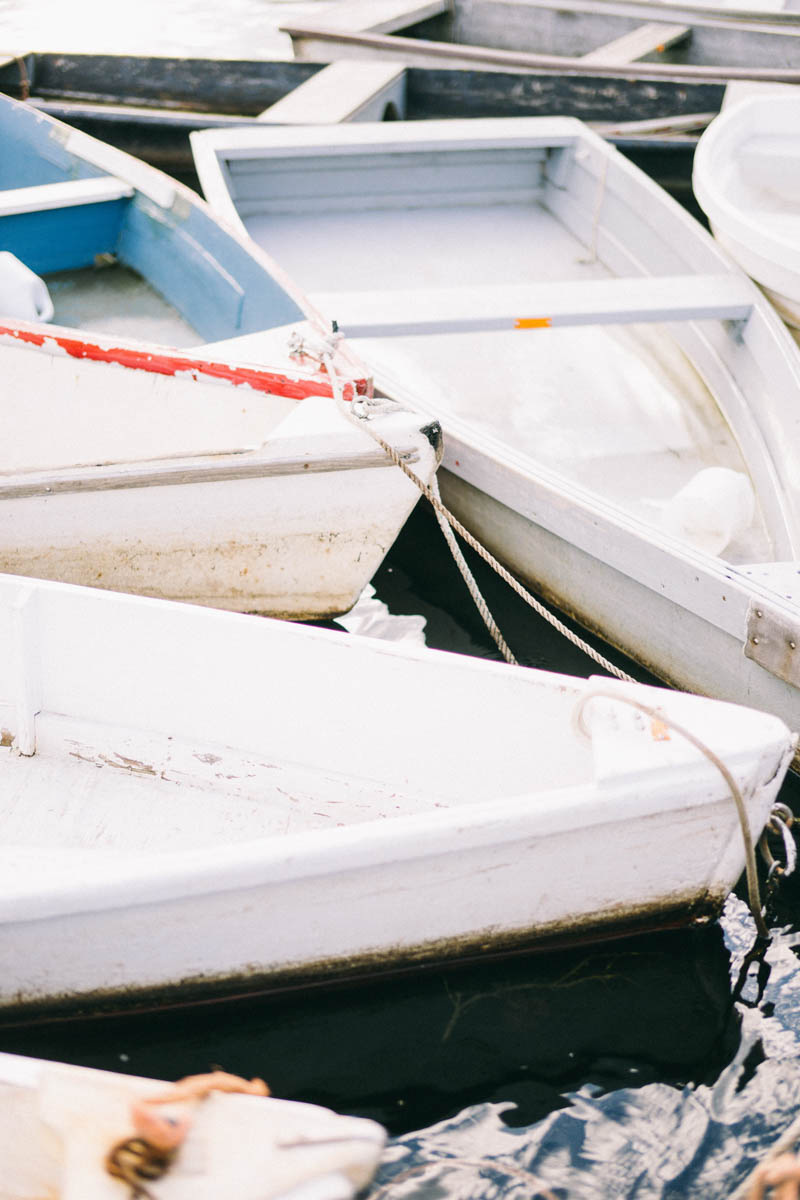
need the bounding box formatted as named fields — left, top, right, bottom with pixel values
left=650, top=718, right=671, bottom=742
left=515, top=317, right=552, bottom=329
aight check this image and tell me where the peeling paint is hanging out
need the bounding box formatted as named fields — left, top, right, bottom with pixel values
left=0, top=321, right=366, bottom=401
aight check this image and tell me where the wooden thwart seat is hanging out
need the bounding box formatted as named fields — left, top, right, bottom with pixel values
left=258, top=61, right=407, bottom=123
left=580, top=21, right=690, bottom=65
left=0, top=176, right=133, bottom=217
left=311, top=274, right=755, bottom=337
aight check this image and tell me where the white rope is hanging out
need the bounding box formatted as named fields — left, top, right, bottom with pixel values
left=312, top=341, right=636, bottom=683
left=429, top=475, right=517, bottom=665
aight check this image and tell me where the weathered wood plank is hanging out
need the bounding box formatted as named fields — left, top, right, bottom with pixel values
left=0, top=176, right=133, bottom=216
left=312, top=274, right=754, bottom=336
left=581, top=22, right=690, bottom=64
left=258, top=61, right=407, bottom=123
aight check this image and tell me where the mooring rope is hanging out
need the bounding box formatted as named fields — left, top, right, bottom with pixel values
left=574, top=686, right=769, bottom=939
left=302, top=336, right=793, bottom=942
left=428, top=473, right=518, bottom=664
left=308, top=338, right=636, bottom=683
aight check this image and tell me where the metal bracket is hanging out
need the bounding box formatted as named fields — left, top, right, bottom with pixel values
left=744, top=598, right=800, bottom=687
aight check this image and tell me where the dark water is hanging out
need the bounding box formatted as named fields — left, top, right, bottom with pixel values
left=5, top=504, right=800, bottom=1197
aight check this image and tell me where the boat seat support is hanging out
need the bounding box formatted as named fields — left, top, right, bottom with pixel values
left=311, top=274, right=755, bottom=338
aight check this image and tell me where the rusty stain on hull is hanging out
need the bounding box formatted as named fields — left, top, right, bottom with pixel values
left=0, top=889, right=724, bottom=1027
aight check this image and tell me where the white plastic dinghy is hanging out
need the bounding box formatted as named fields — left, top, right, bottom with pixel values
left=0, top=573, right=793, bottom=1017
left=0, top=93, right=440, bottom=618
left=191, top=116, right=800, bottom=749
left=0, top=1053, right=385, bottom=1200
left=693, top=91, right=800, bottom=330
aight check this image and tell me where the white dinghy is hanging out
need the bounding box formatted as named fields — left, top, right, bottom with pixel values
left=693, top=91, right=800, bottom=331
left=0, top=1055, right=385, bottom=1200
left=191, top=116, right=800, bottom=746
left=0, top=573, right=793, bottom=1017
left=0, top=93, right=439, bottom=619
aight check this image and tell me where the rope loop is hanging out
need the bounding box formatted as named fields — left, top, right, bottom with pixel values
left=574, top=686, right=769, bottom=939
left=759, top=805, right=797, bottom=882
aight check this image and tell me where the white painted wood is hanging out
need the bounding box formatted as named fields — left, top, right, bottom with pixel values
left=0, top=175, right=133, bottom=216
left=580, top=21, right=690, bottom=63
left=311, top=274, right=754, bottom=336
left=0, top=1052, right=385, bottom=1200
left=258, top=61, right=407, bottom=123
left=62, top=127, right=177, bottom=210
left=190, top=115, right=800, bottom=726
left=0, top=574, right=793, bottom=1013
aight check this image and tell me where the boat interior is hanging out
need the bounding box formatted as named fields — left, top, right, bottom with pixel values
left=0, top=575, right=770, bottom=874
left=205, top=120, right=795, bottom=566
left=0, top=96, right=305, bottom=345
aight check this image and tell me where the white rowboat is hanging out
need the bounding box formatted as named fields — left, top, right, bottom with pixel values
left=0, top=93, right=439, bottom=618
left=191, top=115, right=800, bottom=750
left=0, top=573, right=793, bottom=1016
left=693, top=91, right=800, bottom=331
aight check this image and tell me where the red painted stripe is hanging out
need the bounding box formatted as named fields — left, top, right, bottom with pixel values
left=0, top=323, right=368, bottom=402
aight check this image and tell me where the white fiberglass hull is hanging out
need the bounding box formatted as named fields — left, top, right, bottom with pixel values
left=0, top=321, right=439, bottom=618
left=0, top=574, right=792, bottom=1016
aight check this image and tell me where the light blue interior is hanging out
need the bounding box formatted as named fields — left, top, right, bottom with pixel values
left=0, top=96, right=305, bottom=341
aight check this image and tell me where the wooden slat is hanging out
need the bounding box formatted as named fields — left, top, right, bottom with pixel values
left=0, top=443, right=416, bottom=501
left=0, top=176, right=133, bottom=217
left=581, top=22, right=690, bottom=65
left=311, top=274, right=754, bottom=338
left=258, top=61, right=406, bottom=123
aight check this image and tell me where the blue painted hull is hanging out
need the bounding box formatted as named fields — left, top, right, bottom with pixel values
left=0, top=95, right=307, bottom=341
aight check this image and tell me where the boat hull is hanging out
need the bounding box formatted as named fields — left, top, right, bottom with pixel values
left=0, top=465, right=427, bottom=618
left=0, top=768, right=782, bottom=1020
left=438, top=466, right=800, bottom=734
left=0, top=571, right=791, bottom=1019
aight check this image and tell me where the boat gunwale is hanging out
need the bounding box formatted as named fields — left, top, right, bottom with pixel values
left=278, top=23, right=800, bottom=83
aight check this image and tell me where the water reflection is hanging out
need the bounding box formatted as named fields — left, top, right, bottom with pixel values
left=0, top=923, right=737, bottom=1140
